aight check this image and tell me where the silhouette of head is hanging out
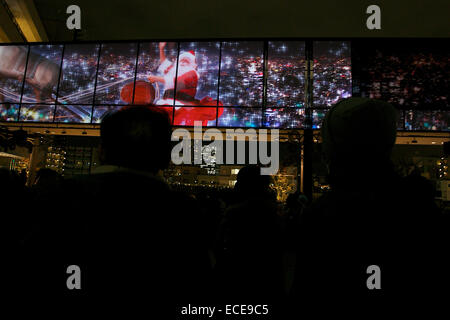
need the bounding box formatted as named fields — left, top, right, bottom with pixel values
left=286, top=191, right=308, bottom=210
left=234, top=165, right=271, bottom=196
left=34, top=168, right=62, bottom=187
left=100, top=106, right=171, bottom=173
left=322, top=98, right=398, bottom=170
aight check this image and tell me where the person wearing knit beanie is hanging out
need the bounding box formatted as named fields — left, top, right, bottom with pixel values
left=321, top=97, right=399, bottom=187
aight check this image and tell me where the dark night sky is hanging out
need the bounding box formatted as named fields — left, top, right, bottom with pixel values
left=33, top=0, right=450, bottom=42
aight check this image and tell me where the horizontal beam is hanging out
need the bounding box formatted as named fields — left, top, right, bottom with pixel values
left=5, top=0, right=48, bottom=42
left=1, top=122, right=449, bottom=144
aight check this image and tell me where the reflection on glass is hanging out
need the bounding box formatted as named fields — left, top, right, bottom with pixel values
left=313, top=41, right=351, bottom=107
left=19, top=104, right=55, bottom=122
left=264, top=108, right=305, bottom=128
left=54, top=105, right=92, bottom=123
left=95, top=43, right=138, bottom=104
left=0, top=103, right=19, bottom=121
left=0, top=45, right=28, bottom=103
left=267, top=41, right=305, bottom=108
left=219, top=41, right=264, bottom=106
left=218, top=108, right=262, bottom=127
left=22, top=45, right=63, bottom=104
left=58, top=44, right=100, bottom=104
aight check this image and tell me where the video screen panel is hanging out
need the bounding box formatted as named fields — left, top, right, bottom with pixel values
left=219, top=41, right=264, bottom=107
left=0, top=45, right=28, bottom=103
left=264, top=108, right=305, bottom=128
left=218, top=108, right=262, bottom=127
left=58, top=44, right=100, bottom=104
left=405, top=110, right=449, bottom=131
left=175, top=42, right=220, bottom=106
left=94, top=43, right=138, bottom=105
left=312, top=109, right=329, bottom=129
left=22, top=45, right=63, bottom=104
left=54, top=105, right=92, bottom=123
left=1, top=39, right=447, bottom=132
left=174, top=107, right=217, bottom=126
left=19, top=104, right=55, bottom=122
left=313, top=41, right=352, bottom=107
left=360, top=43, right=449, bottom=110
left=136, top=42, right=178, bottom=105
left=0, top=103, right=20, bottom=121
left=267, top=41, right=306, bottom=108
left=91, top=105, right=125, bottom=123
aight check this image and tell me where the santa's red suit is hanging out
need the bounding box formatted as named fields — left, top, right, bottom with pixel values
left=156, top=51, right=223, bottom=126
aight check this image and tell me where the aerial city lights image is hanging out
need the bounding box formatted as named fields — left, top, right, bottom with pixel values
left=1, top=41, right=354, bottom=128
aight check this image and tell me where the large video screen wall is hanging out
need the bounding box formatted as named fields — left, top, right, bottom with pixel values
left=0, top=41, right=351, bottom=129
left=0, top=40, right=448, bottom=131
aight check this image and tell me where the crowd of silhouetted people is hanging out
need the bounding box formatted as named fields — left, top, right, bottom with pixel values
left=2, top=99, right=449, bottom=317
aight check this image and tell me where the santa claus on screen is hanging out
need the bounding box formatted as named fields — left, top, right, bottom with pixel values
left=154, top=49, right=199, bottom=105
left=148, top=42, right=223, bottom=125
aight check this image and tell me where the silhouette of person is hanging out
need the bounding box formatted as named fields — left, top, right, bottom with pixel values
left=290, top=98, right=447, bottom=316
left=214, top=165, right=284, bottom=310
left=17, top=106, right=211, bottom=314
